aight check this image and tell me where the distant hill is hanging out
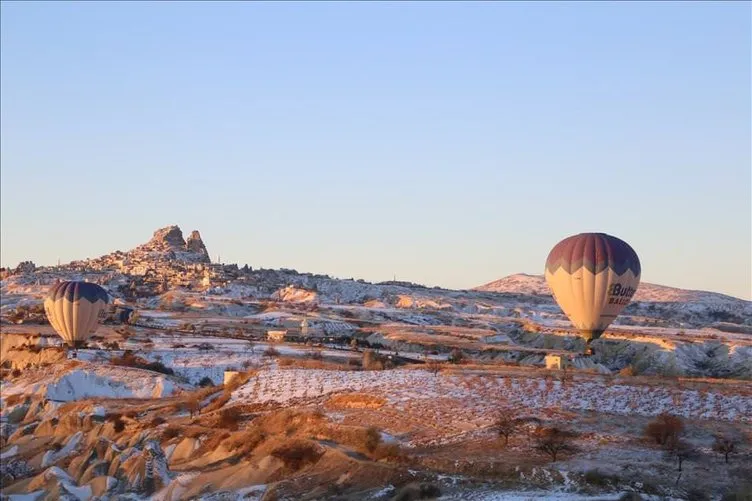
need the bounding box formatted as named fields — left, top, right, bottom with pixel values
left=474, top=273, right=751, bottom=310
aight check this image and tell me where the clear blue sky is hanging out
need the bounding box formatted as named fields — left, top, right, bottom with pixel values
left=1, top=1, right=750, bottom=299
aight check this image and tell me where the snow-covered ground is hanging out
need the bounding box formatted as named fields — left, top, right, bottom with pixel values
left=1, top=365, right=183, bottom=402
left=231, top=368, right=752, bottom=429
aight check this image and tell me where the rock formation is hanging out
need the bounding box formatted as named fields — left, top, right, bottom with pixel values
left=185, top=230, right=209, bottom=258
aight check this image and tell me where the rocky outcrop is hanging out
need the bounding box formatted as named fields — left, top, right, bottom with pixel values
left=135, top=225, right=210, bottom=263
left=186, top=230, right=208, bottom=257
left=113, top=440, right=171, bottom=495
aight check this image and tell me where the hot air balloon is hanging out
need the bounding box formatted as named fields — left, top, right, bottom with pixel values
left=544, top=232, right=641, bottom=354
left=44, top=280, right=110, bottom=350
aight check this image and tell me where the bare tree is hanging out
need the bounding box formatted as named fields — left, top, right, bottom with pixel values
left=712, top=435, right=736, bottom=464
left=532, top=426, right=578, bottom=462
left=666, top=439, right=697, bottom=472
left=186, top=398, right=200, bottom=419
left=494, top=410, right=540, bottom=446
left=426, top=360, right=443, bottom=376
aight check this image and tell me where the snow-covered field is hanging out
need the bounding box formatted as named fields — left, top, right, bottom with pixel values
left=231, top=367, right=752, bottom=445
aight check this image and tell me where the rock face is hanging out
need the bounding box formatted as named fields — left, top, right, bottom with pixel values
left=186, top=230, right=209, bottom=257
left=149, top=226, right=187, bottom=251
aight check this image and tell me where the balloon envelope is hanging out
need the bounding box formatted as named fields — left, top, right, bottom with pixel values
left=544, top=232, right=641, bottom=343
left=44, top=281, right=110, bottom=347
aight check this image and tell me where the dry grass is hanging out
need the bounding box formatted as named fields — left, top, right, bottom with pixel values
left=223, top=427, right=267, bottom=455
left=277, top=357, right=358, bottom=371
left=202, top=393, right=231, bottom=414
left=325, top=393, right=386, bottom=410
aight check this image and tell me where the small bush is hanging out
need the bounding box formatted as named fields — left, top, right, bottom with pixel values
left=4, top=393, right=26, bottom=406
left=263, top=346, right=280, bottom=357
left=619, top=365, right=636, bottom=377
left=584, top=469, right=621, bottom=487
left=11, top=369, right=22, bottom=378
left=644, top=413, right=684, bottom=446
left=686, top=488, right=711, bottom=501
left=448, top=348, right=465, bottom=364
left=720, top=484, right=752, bottom=501
left=712, top=435, right=738, bottom=464
left=373, top=443, right=404, bottom=461
left=362, top=350, right=387, bottom=370
left=308, top=350, right=323, bottom=361
left=218, top=406, right=244, bottom=430
left=533, top=426, right=578, bottom=462
left=150, top=416, right=167, bottom=427
left=392, top=482, right=442, bottom=501
left=113, top=418, right=126, bottom=433
left=162, top=426, right=181, bottom=439
left=364, top=426, right=382, bottom=453
left=270, top=440, right=323, bottom=470
left=202, top=392, right=231, bottom=414
left=110, top=350, right=174, bottom=376
left=230, top=427, right=267, bottom=455
left=198, top=376, right=214, bottom=387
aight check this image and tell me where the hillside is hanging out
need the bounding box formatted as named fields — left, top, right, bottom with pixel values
left=2, top=225, right=752, bottom=500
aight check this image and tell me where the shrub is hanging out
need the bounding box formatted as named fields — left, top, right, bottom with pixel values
left=712, top=435, right=737, bottom=464
left=202, top=393, right=231, bottom=414
left=4, top=394, right=26, bottom=406
left=162, top=426, right=181, bottom=439
left=198, top=376, right=214, bottom=387
left=185, top=398, right=201, bottom=418
left=263, top=346, right=280, bottom=357
left=218, top=407, right=244, bottom=430
left=270, top=440, right=323, bottom=470
left=113, top=418, right=126, bottom=433
left=448, top=348, right=465, bottom=364
left=364, top=426, right=382, bottom=453
left=150, top=416, right=167, bottom=427
left=584, top=469, right=621, bottom=487
left=308, top=350, right=323, bottom=361
left=720, top=484, right=752, bottom=501
left=372, top=443, right=404, bottom=461
left=426, top=360, right=443, bottom=375
left=11, top=369, right=22, bottom=378
left=362, top=350, right=387, bottom=370
left=110, top=350, right=174, bottom=376
left=495, top=410, right=522, bottom=446
left=619, top=365, right=636, bottom=377
left=644, top=413, right=684, bottom=446
left=241, top=359, right=256, bottom=369
left=685, top=488, right=711, bottom=501
left=392, top=482, right=442, bottom=501
left=533, top=426, right=578, bottom=461
left=230, top=427, right=267, bottom=455
left=666, top=439, right=698, bottom=472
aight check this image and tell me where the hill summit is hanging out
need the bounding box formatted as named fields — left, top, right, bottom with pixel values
left=133, top=225, right=210, bottom=264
